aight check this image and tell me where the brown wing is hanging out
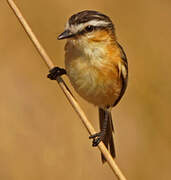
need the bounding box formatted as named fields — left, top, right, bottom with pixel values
left=113, top=42, right=128, bottom=107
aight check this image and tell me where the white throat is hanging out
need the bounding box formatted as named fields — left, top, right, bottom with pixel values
left=67, top=38, right=106, bottom=65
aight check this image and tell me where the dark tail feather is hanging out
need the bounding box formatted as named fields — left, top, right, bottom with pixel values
left=99, top=108, right=116, bottom=163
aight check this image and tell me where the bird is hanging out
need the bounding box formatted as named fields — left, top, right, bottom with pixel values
left=47, top=10, right=128, bottom=163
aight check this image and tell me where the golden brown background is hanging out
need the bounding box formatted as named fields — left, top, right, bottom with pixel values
left=1, top=0, right=171, bottom=179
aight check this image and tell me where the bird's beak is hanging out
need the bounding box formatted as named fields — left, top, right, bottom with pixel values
left=57, top=29, right=74, bottom=40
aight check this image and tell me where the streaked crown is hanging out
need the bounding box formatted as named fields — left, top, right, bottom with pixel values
left=58, top=10, right=115, bottom=40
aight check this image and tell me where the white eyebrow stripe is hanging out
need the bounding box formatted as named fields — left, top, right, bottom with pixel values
left=67, top=20, right=110, bottom=33
left=87, top=20, right=110, bottom=27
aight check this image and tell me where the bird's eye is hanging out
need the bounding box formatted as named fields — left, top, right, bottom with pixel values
left=85, top=25, right=94, bottom=32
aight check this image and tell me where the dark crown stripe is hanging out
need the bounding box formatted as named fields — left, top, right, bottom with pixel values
left=69, top=10, right=112, bottom=26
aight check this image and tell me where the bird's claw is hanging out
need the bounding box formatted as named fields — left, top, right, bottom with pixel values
left=89, top=132, right=105, bottom=146
left=47, top=67, right=66, bottom=80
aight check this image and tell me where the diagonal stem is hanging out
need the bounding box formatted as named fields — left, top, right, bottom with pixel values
left=6, top=0, right=127, bottom=179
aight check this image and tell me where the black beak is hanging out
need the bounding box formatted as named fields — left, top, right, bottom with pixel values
left=57, top=30, right=74, bottom=40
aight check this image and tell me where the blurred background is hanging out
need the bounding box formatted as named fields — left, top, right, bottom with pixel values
left=0, top=0, right=171, bottom=179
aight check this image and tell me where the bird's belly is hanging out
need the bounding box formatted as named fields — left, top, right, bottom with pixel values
left=66, top=61, right=121, bottom=108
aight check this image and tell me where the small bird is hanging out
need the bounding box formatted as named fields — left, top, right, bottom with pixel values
left=48, top=10, right=128, bottom=163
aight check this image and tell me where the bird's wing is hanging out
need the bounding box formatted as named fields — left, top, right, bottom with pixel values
left=113, top=43, right=128, bottom=107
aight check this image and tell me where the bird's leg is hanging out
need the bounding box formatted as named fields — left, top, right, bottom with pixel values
left=89, top=110, right=109, bottom=146
left=47, top=66, right=66, bottom=80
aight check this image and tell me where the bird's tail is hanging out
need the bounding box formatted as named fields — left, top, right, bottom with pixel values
left=99, top=108, right=116, bottom=163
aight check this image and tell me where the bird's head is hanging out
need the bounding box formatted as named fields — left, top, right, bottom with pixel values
left=58, top=10, right=116, bottom=45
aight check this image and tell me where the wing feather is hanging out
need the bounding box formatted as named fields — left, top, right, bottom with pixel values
left=113, top=43, right=128, bottom=107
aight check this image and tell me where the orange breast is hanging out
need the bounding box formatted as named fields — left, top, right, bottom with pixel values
left=65, top=39, right=123, bottom=108
left=66, top=61, right=122, bottom=108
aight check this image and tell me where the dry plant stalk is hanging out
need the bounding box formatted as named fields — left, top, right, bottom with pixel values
left=7, top=0, right=127, bottom=179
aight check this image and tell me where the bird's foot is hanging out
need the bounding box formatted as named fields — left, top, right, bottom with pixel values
left=47, top=67, right=66, bottom=80
left=89, top=131, right=105, bottom=147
